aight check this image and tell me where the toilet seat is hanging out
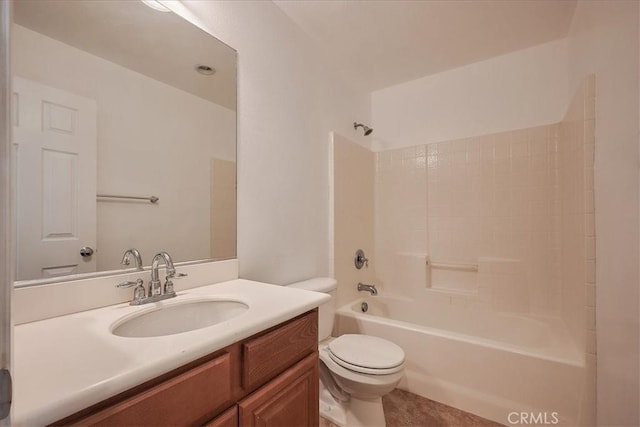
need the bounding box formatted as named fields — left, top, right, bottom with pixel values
left=327, top=334, right=404, bottom=375
left=319, top=347, right=404, bottom=390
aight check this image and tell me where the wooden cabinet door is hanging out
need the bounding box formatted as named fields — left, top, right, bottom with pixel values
left=239, top=353, right=319, bottom=427
left=205, top=405, right=238, bottom=427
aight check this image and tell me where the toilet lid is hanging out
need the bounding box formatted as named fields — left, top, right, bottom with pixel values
left=328, top=334, right=404, bottom=375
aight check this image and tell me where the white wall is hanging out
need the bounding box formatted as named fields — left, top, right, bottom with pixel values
left=371, top=39, right=568, bottom=151
left=172, top=1, right=371, bottom=284
left=565, top=1, right=640, bottom=425
left=12, top=24, right=236, bottom=273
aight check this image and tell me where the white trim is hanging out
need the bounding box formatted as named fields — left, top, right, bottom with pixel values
left=0, top=1, right=13, bottom=423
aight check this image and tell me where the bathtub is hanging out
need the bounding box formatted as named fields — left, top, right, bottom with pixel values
left=334, top=296, right=587, bottom=426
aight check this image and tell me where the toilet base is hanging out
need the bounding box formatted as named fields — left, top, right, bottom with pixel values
left=320, top=380, right=347, bottom=426
left=319, top=379, right=387, bottom=427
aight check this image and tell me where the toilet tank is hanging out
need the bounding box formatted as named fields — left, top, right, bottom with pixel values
left=287, top=277, right=337, bottom=341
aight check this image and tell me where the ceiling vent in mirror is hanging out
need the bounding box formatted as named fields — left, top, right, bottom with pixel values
left=141, top=0, right=171, bottom=13
left=195, top=65, right=216, bottom=76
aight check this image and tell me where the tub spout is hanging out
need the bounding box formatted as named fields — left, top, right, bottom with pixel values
left=357, top=282, right=378, bottom=296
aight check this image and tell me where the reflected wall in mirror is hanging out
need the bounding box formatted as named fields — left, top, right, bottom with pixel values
left=11, top=0, right=237, bottom=283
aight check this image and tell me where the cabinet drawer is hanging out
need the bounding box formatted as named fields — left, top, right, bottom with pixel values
left=242, top=310, right=317, bottom=390
left=73, top=352, right=232, bottom=426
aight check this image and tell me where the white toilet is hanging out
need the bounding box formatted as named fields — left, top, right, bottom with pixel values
left=288, top=278, right=405, bottom=427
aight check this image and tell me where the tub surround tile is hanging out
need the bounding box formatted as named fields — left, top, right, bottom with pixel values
left=585, top=284, right=595, bottom=307
left=585, top=260, right=595, bottom=283
left=586, top=306, right=596, bottom=331
left=584, top=214, right=595, bottom=236
left=559, top=77, right=597, bottom=376
left=376, top=123, right=563, bottom=314
left=587, top=329, right=597, bottom=355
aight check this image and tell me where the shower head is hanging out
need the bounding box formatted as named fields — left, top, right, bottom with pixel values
left=354, top=122, right=373, bottom=136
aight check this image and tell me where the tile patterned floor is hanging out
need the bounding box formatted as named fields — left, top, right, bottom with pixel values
left=382, top=389, right=505, bottom=427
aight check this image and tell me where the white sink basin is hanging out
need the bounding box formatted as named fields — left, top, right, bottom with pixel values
left=111, top=299, right=249, bottom=338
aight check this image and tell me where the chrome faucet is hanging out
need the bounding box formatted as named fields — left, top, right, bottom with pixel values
left=357, top=282, right=378, bottom=296
left=150, top=251, right=177, bottom=297
left=120, top=248, right=144, bottom=271
left=117, top=251, right=186, bottom=305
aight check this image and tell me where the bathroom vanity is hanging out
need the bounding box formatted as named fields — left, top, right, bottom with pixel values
left=12, top=279, right=329, bottom=426
left=54, top=310, right=318, bottom=426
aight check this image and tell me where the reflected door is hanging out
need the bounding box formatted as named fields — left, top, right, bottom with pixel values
left=13, top=77, right=97, bottom=280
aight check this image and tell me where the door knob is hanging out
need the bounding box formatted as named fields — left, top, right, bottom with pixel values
left=80, top=246, right=94, bottom=258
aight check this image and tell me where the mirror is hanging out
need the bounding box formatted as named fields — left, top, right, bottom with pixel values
left=11, top=0, right=237, bottom=283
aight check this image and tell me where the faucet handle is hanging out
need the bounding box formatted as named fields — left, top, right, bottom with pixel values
left=117, top=279, right=143, bottom=288
left=118, top=279, right=146, bottom=304
left=163, top=272, right=185, bottom=295
left=132, top=280, right=146, bottom=302
left=166, top=271, right=187, bottom=280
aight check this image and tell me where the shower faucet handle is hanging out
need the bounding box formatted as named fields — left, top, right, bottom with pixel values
left=355, top=249, right=369, bottom=269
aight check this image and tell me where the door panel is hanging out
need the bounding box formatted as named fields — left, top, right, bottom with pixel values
left=42, top=149, right=78, bottom=239
left=12, top=77, right=97, bottom=280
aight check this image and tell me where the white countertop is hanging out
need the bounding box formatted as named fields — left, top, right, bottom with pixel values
left=12, top=279, right=329, bottom=426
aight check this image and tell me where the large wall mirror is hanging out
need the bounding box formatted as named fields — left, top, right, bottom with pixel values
left=11, top=0, right=237, bottom=284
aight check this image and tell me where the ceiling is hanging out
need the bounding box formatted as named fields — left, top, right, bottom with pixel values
left=274, top=0, right=577, bottom=92
left=14, top=0, right=237, bottom=110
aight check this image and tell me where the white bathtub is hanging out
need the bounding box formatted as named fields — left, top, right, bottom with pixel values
left=335, top=296, right=587, bottom=426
